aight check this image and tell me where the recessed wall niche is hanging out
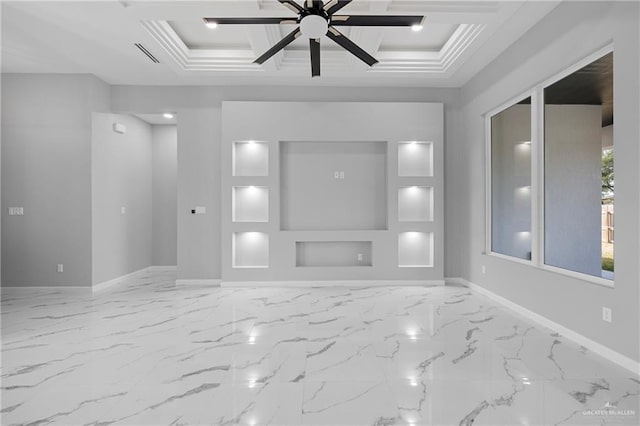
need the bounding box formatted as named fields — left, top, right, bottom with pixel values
left=398, top=232, right=434, bottom=267
left=398, top=142, right=433, bottom=177
left=280, top=141, right=388, bottom=231
left=398, top=186, right=434, bottom=222
left=233, top=232, right=269, bottom=268
left=232, top=186, right=268, bottom=222
left=296, top=241, right=373, bottom=267
left=233, top=141, right=268, bottom=176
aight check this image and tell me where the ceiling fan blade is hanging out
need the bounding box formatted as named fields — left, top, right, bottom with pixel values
left=310, top=38, right=321, bottom=77
left=254, top=27, right=302, bottom=65
left=330, top=15, right=423, bottom=26
left=204, top=17, right=297, bottom=25
left=326, top=26, right=377, bottom=67
left=305, top=0, right=322, bottom=9
left=324, top=0, right=353, bottom=15
left=278, top=0, right=303, bottom=13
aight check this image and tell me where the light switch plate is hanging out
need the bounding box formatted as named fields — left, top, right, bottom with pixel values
left=8, top=207, right=24, bottom=216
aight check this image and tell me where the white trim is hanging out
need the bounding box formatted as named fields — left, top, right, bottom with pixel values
left=175, top=279, right=222, bottom=286
left=487, top=251, right=533, bottom=266
left=147, top=266, right=177, bottom=272
left=92, top=267, right=151, bottom=293
left=221, top=280, right=445, bottom=288
left=446, top=277, right=639, bottom=376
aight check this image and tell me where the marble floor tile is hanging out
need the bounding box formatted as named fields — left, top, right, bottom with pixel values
left=2, top=270, right=638, bottom=425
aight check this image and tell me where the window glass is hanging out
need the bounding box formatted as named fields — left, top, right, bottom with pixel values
left=491, top=97, right=532, bottom=260
left=544, top=52, right=614, bottom=279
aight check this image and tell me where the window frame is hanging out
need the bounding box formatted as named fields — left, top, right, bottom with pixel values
left=484, top=43, right=615, bottom=288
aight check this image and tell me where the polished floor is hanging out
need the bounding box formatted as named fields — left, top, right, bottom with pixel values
left=1, top=270, right=638, bottom=425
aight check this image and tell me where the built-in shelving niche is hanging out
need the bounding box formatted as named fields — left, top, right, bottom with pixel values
left=296, top=241, right=373, bottom=267
left=232, top=186, right=268, bottom=222
left=233, top=232, right=269, bottom=268
left=398, top=232, right=434, bottom=267
left=233, top=141, right=268, bottom=176
left=398, top=142, right=433, bottom=177
left=398, top=186, right=434, bottom=222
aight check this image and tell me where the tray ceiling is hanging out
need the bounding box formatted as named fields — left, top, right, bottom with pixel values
left=0, top=0, right=560, bottom=86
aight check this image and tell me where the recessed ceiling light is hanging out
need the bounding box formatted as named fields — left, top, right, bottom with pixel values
left=411, top=24, right=423, bottom=32
left=163, top=113, right=174, bottom=119
left=205, top=21, right=218, bottom=29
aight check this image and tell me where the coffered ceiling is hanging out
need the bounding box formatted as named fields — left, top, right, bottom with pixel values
left=1, top=1, right=560, bottom=86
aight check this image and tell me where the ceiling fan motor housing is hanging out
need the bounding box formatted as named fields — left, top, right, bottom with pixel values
left=300, top=14, right=329, bottom=39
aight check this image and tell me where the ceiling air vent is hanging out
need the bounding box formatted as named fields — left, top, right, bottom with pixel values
left=134, top=43, right=159, bottom=63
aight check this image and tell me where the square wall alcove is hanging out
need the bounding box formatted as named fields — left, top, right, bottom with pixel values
left=398, top=186, right=434, bottom=222
left=398, top=142, right=433, bottom=177
left=233, top=232, right=269, bottom=268
left=233, top=141, right=268, bottom=176
left=398, top=232, right=434, bottom=267
left=233, top=186, right=268, bottom=222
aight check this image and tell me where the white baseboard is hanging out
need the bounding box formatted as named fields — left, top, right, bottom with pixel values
left=446, top=277, right=640, bottom=376
left=148, top=266, right=177, bottom=272
left=93, top=267, right=151, bottom=292
left=221, top=279, right=445, bottom=288
left=175, top=279, right=221, bottom=286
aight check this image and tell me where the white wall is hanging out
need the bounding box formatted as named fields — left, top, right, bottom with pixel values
left=91, top=113, right=153, bottom=285
left=152, top=125, right=177, bottom=267
left=221, top=102, right=444, bottom=283
left=455, top=1, right=639, bottom=362
left=110, top=86, right=459, bottom=282
left=1, top=74, right=110, bottom=287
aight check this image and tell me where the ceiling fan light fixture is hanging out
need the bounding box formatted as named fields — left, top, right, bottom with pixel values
left=300, top=14, right=329, bottom=39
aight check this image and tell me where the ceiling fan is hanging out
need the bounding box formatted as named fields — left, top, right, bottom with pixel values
left=204, top=0, right=424, bottom=77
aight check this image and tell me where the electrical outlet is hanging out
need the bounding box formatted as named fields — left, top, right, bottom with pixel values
left=334, top=171, right=340, bottom=179
left=357, top=253, right=363, bottom=261
left=57, top=264, right=64, bottom=273
left=602, top=307, right=612, bottom=323
left=121, top=206, right=126, bottom=214
left=339, top=171, right=345, bottom=179
left=481, top=265, right=486, bottom=274
left=195, top=206, right=206, bottom=214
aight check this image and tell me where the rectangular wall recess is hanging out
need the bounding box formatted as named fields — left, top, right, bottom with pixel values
left=233, top=141, right=268, bottom=176
left=296, top=241, right=373, bottom=267
left=398, top=232, right=433, bottom=267
left=233, top=232, right=269, bottom=268
left=398, top=142, right=433, bottom=177
left=398, top=186, right=434, bottom=222
left=233, top=186, right=268, bottom=222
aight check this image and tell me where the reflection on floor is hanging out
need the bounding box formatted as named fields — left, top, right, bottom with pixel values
left=1, top=270, right=638, bottom=425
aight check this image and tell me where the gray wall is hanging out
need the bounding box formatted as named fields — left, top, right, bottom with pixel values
left=2, top=74, right=109, bottom=287
left=455, top=1, right=639, bottom=361
left=110, top=87, right=459, bottom=281
left=91, top=113, right=153, bottom=285
left=152, top=125, right=177, bottom=266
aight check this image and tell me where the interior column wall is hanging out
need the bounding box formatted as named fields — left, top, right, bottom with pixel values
left=91, top=113, right=153, bottom=285
left=152, top=125, right=177, bottom=267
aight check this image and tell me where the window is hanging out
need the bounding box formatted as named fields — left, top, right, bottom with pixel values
left=486, top=48, right=614, bottom=284
left=490, top=97, right=532, bottom=260
left=544, top=52, right=614, bottom=279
